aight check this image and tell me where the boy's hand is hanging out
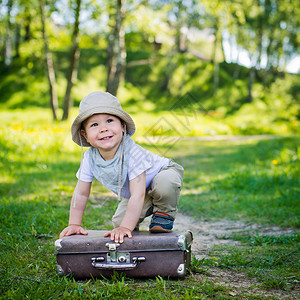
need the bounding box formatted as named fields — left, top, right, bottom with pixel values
left=104, top=226, right=132, bottom=243
left=59, top=225, right=88, bottom=239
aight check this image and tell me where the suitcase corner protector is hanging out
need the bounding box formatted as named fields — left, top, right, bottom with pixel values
left=177, top=231, right=193, bottom=250
left=176, top=263, right=186, bottom=276
left=54, top=238, right=62, bottom=254
left=56, top=264, right=65, bottom=277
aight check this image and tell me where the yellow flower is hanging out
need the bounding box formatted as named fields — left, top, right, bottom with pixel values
left=13, top=124, right=23, bottom=131
left=272, top=160, right=278, bottom=165
left=53, top=127, right=65, bottom=133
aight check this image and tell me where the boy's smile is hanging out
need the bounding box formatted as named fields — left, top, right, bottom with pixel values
left=81, top=113, right=124, bottom=160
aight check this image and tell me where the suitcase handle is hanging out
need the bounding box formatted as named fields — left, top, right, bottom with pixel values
left=92, top=256, right=146, bottom=271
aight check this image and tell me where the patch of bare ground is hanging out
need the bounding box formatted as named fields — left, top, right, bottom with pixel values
left=140, top=212, right=298, bottom=299
left=141, top=212, right=295, bottom=258
left=192, top=269, right=299, bottom=299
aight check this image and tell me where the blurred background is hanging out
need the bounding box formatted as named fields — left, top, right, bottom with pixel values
left=0, top=0, right=299, bottom=135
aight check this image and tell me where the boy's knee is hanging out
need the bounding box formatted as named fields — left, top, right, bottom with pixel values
left=155, top=167, right=182, bottom=188
left=150, top=171, right=182, bottom=200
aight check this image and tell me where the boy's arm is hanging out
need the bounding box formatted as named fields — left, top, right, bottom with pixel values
left=104, top=171, right=146, bottom=243
left=59, top=180, right=92, bottom=238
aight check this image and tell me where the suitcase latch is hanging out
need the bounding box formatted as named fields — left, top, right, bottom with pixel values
left=105, top=242, right=121, bottom=262
left=90, top=242, right=146, bottom=270
left=105, top=242, right=120, bottom=251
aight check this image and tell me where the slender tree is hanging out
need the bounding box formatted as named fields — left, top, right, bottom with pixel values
left=24, top=4, right=32, bottom=42
left=4, top=0, right=13, bottom=66
left=106, top=0, right=126, bottom=96
left=211, top=17, right=221, bottom=94
left=62, top=0, right=81, bottom=120
left=14, top=23, right=20, bottom=58
left=39, top=0, right=58, bottom=120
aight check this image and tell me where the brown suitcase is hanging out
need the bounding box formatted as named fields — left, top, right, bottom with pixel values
left=55, top=230, right=193, bottom=279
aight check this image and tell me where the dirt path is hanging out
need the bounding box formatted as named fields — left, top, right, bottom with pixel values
left=140, top=213, right=298, bottom=299
left=140, top=212, right=294, bottom=258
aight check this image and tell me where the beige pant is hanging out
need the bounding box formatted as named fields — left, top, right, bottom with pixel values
left=112, top=161, right=184, bottom=228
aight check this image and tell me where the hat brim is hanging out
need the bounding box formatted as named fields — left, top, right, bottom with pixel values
left=71, top=105, right=136, bottom=147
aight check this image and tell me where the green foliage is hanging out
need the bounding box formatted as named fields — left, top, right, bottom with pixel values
left=227, top=73, right=300, bottom=135
left=1, top=49, right=298, bottom=136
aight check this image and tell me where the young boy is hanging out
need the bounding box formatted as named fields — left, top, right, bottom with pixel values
left=59, top=91, right=184, bottom=243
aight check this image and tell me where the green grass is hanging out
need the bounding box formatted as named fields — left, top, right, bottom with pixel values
left=175, top=137, right=300, bottom=227
left=0, top=109, right=299, bottom=299
left=192, top=233, right=300, bottom=292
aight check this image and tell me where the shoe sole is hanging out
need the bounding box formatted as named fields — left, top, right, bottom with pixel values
left=149, top=226, right=172, bottom=233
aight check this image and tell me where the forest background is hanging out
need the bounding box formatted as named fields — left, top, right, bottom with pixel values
left=0, top=0, right=299, bottom=136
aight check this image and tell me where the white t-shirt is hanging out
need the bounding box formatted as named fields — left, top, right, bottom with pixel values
left=77, top=143, right=170, bottom=198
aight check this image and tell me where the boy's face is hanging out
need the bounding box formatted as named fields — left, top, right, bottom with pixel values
left=81, top=113, right=124, bottom=160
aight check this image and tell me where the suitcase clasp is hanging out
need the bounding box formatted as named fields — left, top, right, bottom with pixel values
left=92, top=256, right=146, bottom=271
left=105, top=242, right=120, bottom=251
left=90, top=242, right=147, bottom=270
left=105, top=242, right=120, bottom=262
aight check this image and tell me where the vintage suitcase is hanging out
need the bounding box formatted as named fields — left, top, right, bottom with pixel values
left=55, top=230, right=193, bottom=279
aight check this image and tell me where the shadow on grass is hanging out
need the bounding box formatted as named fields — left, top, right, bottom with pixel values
left=0, top=156, right=78, bottom=199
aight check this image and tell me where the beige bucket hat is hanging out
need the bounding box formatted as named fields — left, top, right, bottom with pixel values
left=71, top=91, right=136, bottom=147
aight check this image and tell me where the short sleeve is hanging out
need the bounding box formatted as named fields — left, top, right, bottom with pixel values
left=76, top=148, right=94, bottom=182
left=127, top=144, right=155, bottom=181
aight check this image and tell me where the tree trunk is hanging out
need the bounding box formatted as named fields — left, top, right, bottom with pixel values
left=5, top=0, right=13, bottom=67
left=220, top=31, right=226, bottom=62
left=233, top=29, right=241, bottom=81
left=62, top=0, right=81, bottom=121
left=24, top=5, right=31, bottom=42
left=230, top=33, right=235, bottom=62
left=106, top=0, right=126, bottom=96
left=179, top=29, right=188, bottom=53
left=247, top=66, right=255, bottom=103
left=257, top=23, right=263, bottom=70
left=266, top=36, right=274, bottom=70
left=212, top=22, right=220, bottom=95
left=213, top=60, right=219, bottom=95
left=233, top=49, right=241, bottom=81
left=40, top=0, right=58, bottom=120
left=15, top=23, right=21, bottom=58
left=175, top=25, right=181, bottom=53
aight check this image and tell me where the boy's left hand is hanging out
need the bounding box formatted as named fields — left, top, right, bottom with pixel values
left=104, top=226, right=132, bottom=243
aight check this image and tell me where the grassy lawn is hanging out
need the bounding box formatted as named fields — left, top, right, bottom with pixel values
left=0, top=109, right=299, bottom=299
